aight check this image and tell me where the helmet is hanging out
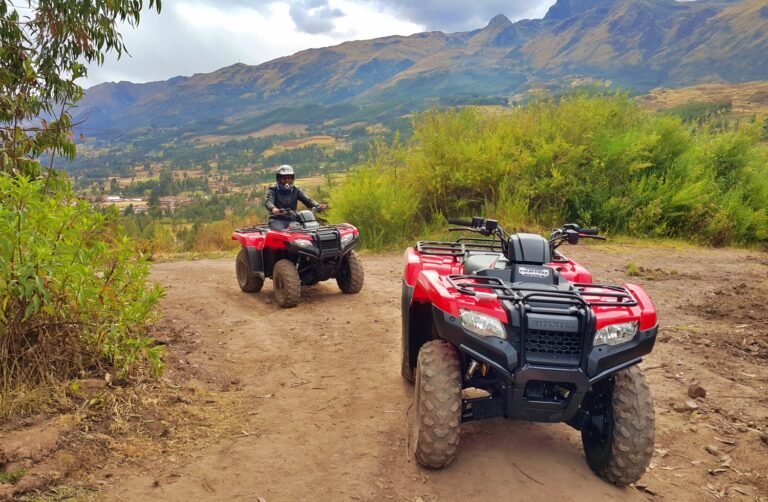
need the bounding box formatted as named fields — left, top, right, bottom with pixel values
left=276, top=165, right=295, bottom=191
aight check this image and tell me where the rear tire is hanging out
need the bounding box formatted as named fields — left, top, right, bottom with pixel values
left=236, top=248, right=264, bottom=293
left=336, top=251, right=364, bottom=294
left=414, top=340, right=462, bottom=469
left=273, top=259, right=301, bottom=308
left=581, top=366, right=655, bottom=486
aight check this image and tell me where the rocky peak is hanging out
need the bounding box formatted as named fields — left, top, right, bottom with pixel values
left=544, top=0, right=614, bottom=21
left=486, top=14, right=512, bottom=29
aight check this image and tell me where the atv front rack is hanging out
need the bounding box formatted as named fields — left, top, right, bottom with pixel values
left=446, top=275, right=638, bottom=308
left=416, top=238, right=503, bottom=258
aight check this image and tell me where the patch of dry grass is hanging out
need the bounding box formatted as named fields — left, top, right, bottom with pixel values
left=639, top=80, right=768, bottom=115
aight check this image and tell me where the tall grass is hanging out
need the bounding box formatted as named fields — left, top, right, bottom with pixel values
left=330, top=93, right=768, bottom=247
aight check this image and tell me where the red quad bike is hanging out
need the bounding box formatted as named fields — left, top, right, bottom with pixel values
left=231, top=208, right=364, bottom=308
left=401, top=217, right=657, bottom=485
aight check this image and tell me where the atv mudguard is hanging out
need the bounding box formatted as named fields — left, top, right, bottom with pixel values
left=244, top=246, right=265, bottom=274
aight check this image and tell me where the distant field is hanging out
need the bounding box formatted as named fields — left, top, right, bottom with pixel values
left=190, top=123, right=308, bottom=145
left=639, top=80, right=768, bottom=115
left=263, top=135, right=341, bottom=157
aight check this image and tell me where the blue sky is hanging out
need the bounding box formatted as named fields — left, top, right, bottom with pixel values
left=85, top=0, right=557, bottom=87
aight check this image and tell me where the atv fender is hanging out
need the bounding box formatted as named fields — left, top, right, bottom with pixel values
left=244, top=246, right=265, bottom=274
left=401, top=281, right=433, bottom=381
left=402, top=270, right=461, bottom=380
left=413, top=270, right=460, bottom=315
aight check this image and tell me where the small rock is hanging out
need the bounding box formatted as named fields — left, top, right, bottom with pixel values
left=761, top=432, right=768, bottom=445
left=673, top=400, right=699, bottom=412
left=688, top=384, right=706, bottom=399
left=705, top=445, right=719, bottom=456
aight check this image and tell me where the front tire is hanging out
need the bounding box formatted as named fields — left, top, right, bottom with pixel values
left=413, top=340, right=462, bottom=469
left=336, top=251, right=364, bottom=294
left=236, top=248, right=264, bottom=293
left=272, top=259, right=301, bottom=308
left=581, top=366, right=655, bottom=486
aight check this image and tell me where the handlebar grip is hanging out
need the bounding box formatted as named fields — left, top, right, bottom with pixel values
left=581, top=228, right=600, bottom=235
left=448, top=219, right=473, bottom=227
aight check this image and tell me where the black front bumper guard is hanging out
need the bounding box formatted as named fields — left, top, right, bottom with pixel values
left=431, top=306, right=657, bottom=423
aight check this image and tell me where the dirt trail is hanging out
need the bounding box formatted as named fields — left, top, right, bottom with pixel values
left=102, top=244, right=768, bottom=501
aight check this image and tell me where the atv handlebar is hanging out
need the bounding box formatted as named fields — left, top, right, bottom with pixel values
left=549, top=224, right=606, bottom=249
left=447, top=217, right=607, bottom=255
left=273, top=204, right=328, bottom=218
left=447, top=218, right=474, bottom=227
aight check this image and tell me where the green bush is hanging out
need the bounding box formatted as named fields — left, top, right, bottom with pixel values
left=0, top=175, right=163, bottom=413
left=329, top=138, right=422, bottom=248
left=330, top=93, right=768, bottom=247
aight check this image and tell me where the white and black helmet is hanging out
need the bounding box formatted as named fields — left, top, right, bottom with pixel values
left=276, top=165, right=295, bottom=190
left=276, top=164, right=294, bottom=180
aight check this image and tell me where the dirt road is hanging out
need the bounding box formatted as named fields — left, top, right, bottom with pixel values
left=103, top=244, right=768, bottom=501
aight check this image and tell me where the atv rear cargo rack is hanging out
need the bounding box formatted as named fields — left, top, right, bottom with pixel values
left=234, top=225, right=269, bottom=233
left=416, top=238, right=503, bottom=258
left=446, top=275, right=637, bottom=308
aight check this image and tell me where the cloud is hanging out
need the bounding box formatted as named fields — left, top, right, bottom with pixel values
left=289, top=0, right=345, bottom=34
left=363, top=0, right=557, bottom=32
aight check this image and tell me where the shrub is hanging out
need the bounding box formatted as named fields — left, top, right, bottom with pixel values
left=0, top=176, right=163, bottom=416
left=330, top=93, right=768, bottom=247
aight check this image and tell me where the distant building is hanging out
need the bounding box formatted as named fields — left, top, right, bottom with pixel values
left=158, top=196, right=193, bottom=213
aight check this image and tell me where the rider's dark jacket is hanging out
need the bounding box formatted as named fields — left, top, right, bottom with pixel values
left=265, top=184, right=319, bottom=216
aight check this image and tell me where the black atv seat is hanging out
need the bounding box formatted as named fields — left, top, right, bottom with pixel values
left=463, top=253, right=507, bottom=275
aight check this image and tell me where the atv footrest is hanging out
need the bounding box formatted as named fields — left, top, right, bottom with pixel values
left=462, top=396, right=505, bottom=422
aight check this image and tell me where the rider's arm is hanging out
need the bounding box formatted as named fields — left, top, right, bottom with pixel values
left=265, top=186, right=277, bottom=211
left=296, top=188, right=319, bottom=209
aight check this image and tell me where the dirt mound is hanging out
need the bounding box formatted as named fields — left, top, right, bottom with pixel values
left=695, top=283, right=768, bottom=360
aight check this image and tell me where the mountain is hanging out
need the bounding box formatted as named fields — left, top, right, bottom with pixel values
left=75, top=0, right=768, bottom=138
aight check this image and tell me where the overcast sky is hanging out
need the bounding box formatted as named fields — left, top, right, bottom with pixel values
left=85, top=0, right=557, bottom=87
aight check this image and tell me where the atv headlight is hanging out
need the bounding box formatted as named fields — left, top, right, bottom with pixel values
left=593, top=321, right=638, bottom=347
left=293, top=238, right=314, bottom=249
left=460, top=310, right=507, bottom=340
left=340, top=233, right=355, bottom=247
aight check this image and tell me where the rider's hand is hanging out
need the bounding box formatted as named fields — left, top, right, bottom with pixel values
left=271, top=207, right=280, bottom=215
left=317, top=204, right=328, bottom=212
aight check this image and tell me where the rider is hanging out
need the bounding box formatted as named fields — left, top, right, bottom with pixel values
left=265, top=165, right=326, bottom=230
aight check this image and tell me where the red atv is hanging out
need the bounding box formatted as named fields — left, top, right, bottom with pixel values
left=232, top=208, right=364, bottom=307
left=402, top=217, right=657, bottom=485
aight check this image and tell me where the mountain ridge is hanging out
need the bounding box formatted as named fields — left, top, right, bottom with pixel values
left=76, top=0, right=768, bottom=138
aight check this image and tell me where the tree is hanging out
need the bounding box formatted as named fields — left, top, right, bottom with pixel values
left=0, top=1, right=163, bottom=416
left=0, top=0, right=162, bottom=178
